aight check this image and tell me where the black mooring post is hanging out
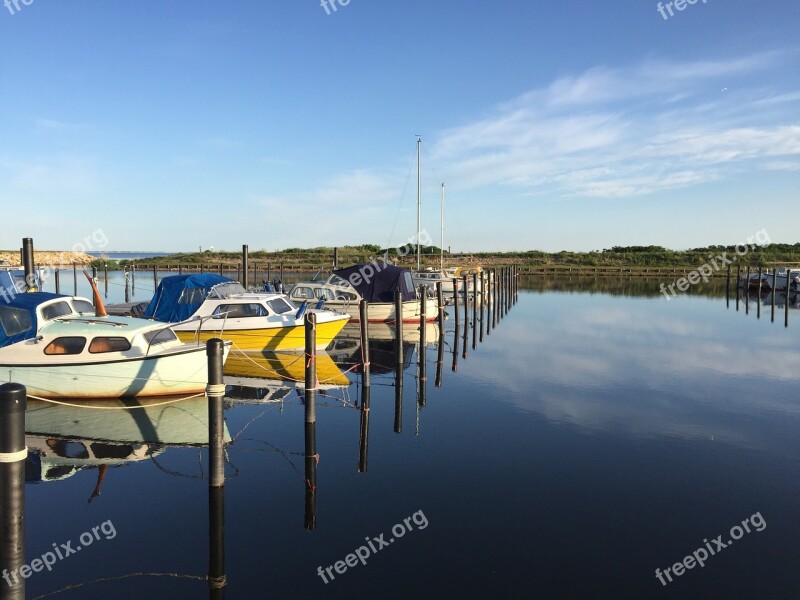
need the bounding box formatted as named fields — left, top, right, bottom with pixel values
left=745, top=266, right=750, bottom=316
left=242, top=245, right=249, bottom=290
left=104, top=262, right=109, bottom=298
left=207, top=339, right=226, bottom=489
left=418, top=285, right=427, bottom=407
left=131, top=264, right=136, bottom=295
left=786, top=267, right=791, bottom=328
left=359, top=301, right=370, bottom=388
left=0, top=383, right=27, bottom=600
left=54, top=269, right=60, bottom=294
left=395, top=290, right=404, bottom=366
left=21, top=238, right=34, bottom=291
left=771, top=269, right=777, bottom=322
left=358, top=379, right=370, bottom=473
left=726, top=264, right=731, bottom=308
left=436, top=282, right=444, bottom=332
left=472, top=273, right=478, bottom=350
left=452, top=279, right=460, bottom=372
left=124, top=270, right=130, bottom=303
left=208, top=485, right=226, bottom=599
left=492, top=269, right=497, bottom=329
left=304, top=312, right=317, bottom=530
left=479, top=272, right=485, bottom=343
left=73, top=263, right=78, bottom=295
left=333, top=247, right=338, bottom=269
left=435, top=321, right=444, bottom=388
left=153, top=265, right=158, bottom=290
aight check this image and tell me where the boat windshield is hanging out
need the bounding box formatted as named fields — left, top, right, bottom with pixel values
left=267, top=298, right=296, bottom=314
left=0, top=306, right=33, bottom=337
left=210, top=282, right=247, bottom=299
left=72, top=299, right=95, bottom=314
left=327, top=275, right=352, bottom=288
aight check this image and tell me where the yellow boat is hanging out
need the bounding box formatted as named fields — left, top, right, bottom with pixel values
left=144, top=274, right=351, bottom=352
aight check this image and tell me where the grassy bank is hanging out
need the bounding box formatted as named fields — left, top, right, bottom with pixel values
left=120, top=243, right=800, bottom=274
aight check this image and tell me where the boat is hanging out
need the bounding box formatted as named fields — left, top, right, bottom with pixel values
left=143, top=274, right=350, bottom=351
left=287, top=263, right=438, bottom=323
left=738, top=267, right=800, bottom=291
left=0, top=292, right=224, bottom=398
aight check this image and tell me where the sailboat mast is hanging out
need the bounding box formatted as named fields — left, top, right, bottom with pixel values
left=440, top=183, right=445, bottom=272
left=416, top=136, right=421, bottom=271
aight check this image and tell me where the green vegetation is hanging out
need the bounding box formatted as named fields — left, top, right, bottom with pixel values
left=121, top=243, right=800, bottom=272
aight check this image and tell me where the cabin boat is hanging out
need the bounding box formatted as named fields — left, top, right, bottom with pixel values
left=412, top=265, right=485, bottom=297
left=143, top=274, right=350, bottom=352
left=739, top=267, right=800, bottom=291
left=0, top=292, right=224, bottom=398
left=287, top=263, right=438, bottom=323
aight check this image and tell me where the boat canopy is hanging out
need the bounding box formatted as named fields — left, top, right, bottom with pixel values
left=333, top=264, right=416, bottom=302
left=0, top=292, right=64, bottom=349
left=144, top=274, right=233, bottom=323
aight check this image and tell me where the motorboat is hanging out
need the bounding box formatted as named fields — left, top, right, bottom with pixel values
left=0, top=292, right=223, bottom=398
left=143, top=274, right=350, bottom=352
left=287, top=263, right=438, bottom=323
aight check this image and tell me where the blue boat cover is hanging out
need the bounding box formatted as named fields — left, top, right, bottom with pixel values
left=0, top=292, right=65, bottom=349
left=333, top=263, right=416, bottom=302
left=144, top=274, right=232, bottom=323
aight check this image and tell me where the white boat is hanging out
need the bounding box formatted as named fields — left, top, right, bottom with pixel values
left=0, top=292, right=225, bottom=398
left=144, top=274, right=350, bottom=351
left=287, top=263, right=438, bottom=323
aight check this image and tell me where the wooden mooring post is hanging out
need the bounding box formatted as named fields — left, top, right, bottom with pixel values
left=394, top=292, right=404, bottom=433
left=771, top=269, right=777, bottom=322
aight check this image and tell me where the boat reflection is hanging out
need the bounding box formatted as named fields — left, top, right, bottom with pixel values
left=25, top=396, right=230, bottom=489
left=223, top=348, right=350, bottom=391
left=328, top=322, right=439, bottom=374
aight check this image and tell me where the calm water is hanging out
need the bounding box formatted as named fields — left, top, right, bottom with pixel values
left=13, top=276, right=800, bottom=599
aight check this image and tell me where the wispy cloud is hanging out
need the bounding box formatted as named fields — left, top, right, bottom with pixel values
left=429, top=50, right=800, bottom=198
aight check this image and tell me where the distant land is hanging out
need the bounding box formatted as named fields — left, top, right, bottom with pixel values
left=112, top=243, right=800, bottom=271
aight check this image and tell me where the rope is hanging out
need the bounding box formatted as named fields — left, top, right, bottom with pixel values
left=29, top=571, right=210, bottom=600
left=0, top=448, right=27, bottom=463
left=206, top=383, right=226, bottom=398
left=26, top=392, right=205, bottom=410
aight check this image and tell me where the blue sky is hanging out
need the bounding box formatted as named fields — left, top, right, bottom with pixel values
left=0, top=0, right=797, bottom=253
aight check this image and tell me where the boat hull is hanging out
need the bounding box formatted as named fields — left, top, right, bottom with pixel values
left=2, top=346, right=215, bottom=399
left=322, top=298, right=439, bottom=323
left=175, top=317, right=348, bottom=351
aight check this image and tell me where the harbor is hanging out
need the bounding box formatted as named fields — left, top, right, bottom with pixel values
left=3, top=2, right=799, bottom=598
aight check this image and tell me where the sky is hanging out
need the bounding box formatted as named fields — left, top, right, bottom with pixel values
left=0, top=0, right=798, bottom=253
